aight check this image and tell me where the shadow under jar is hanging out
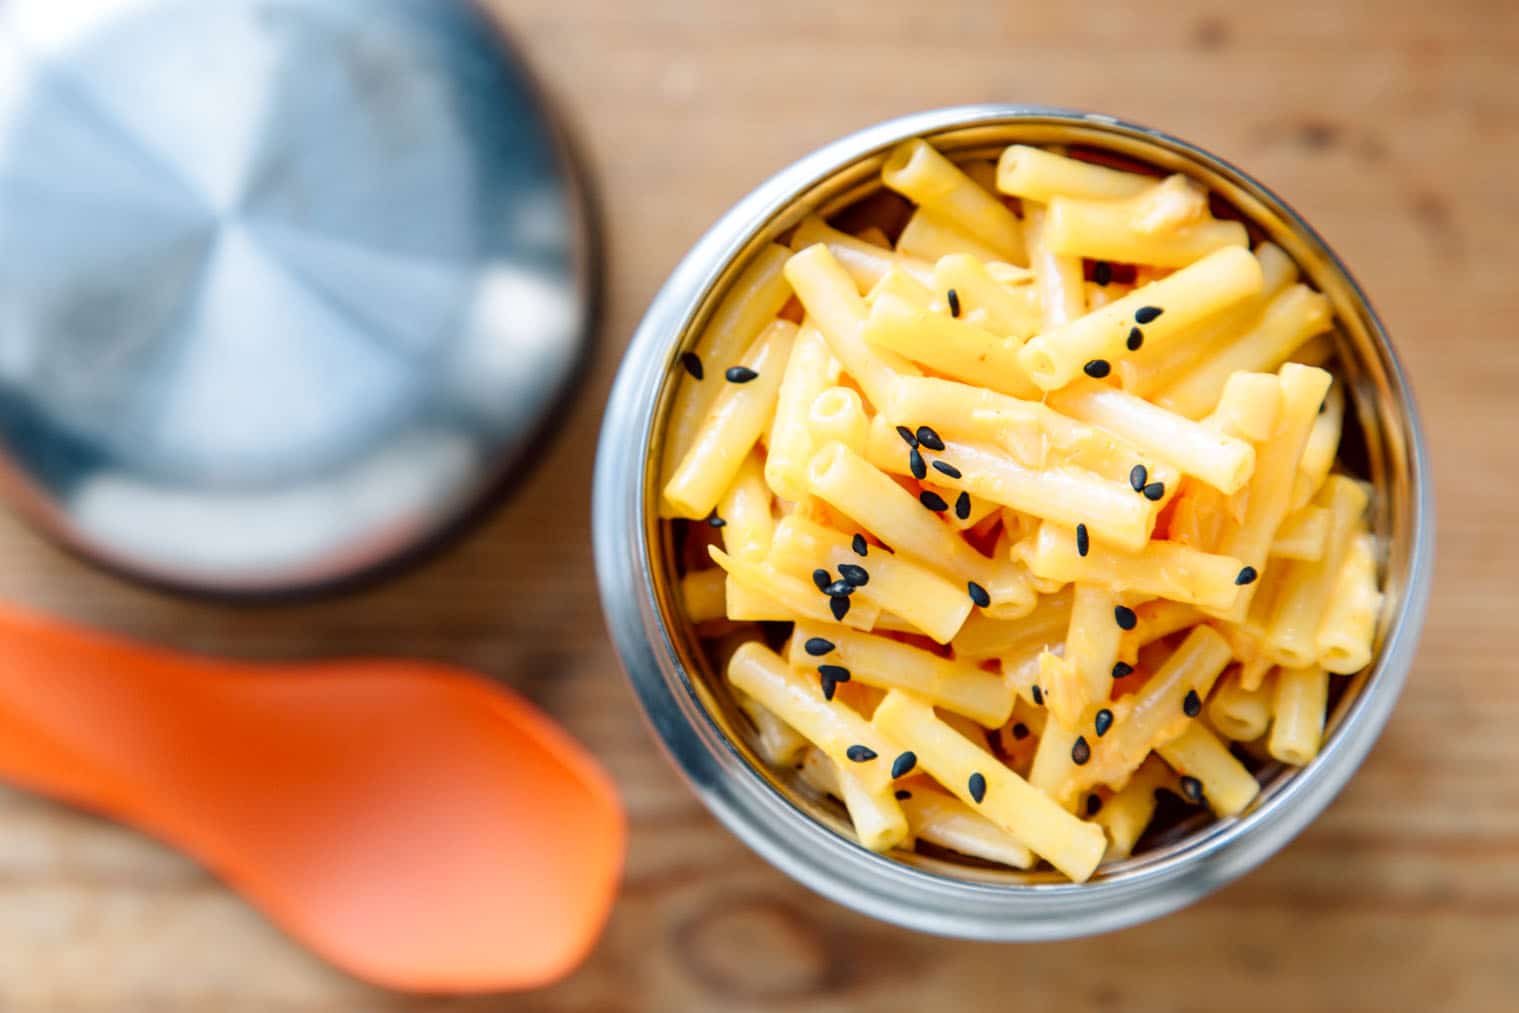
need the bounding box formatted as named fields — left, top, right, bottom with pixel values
left=594, top=107, right=1433, bottom=940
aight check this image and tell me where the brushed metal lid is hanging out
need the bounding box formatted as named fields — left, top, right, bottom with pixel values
left=0, top=0, right=595, bottom=595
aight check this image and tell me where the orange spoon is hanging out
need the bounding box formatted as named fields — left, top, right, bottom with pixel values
left=0, top=603, right=624, bottom=994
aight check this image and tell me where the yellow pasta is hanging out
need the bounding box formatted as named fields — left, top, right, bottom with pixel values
left=835, top=764, right=912, bottom=852
left=1026, top=522, right=1245, bottom=611
left=709, top=546, right=880, bottom=630
left=1028, top=706, right=1083, bottom=809
left=1206, top=667, right=1274, bottom=742
left=767, top=516, right=971, bottom=645
left=1156, top=285, right=1334, bottom=419
left=1043, top=191, right=1249, bottom=267
left=1074, top=625, right=1233, bottom=796
left=784, top=244, right=919, bottom=408
left=865, top=293, right=1040, bottom=399
left=866, top=266, right=937, bottom=310
left=1316, top=530, right=1381, bottom=674
left=1263, top=476, right=1369, bottom=668
left=1271, top=504, right=1331, bottom=561
left=1292, top=382, right=1345, bottom=511
left=735, top=688, right=809, bottom=766
left=1093, top=755, right=1172, bottom=860
left=996, top=144, right=1155, bottom=203
left=1116, top=600, right=1204, bottom=667
left=899, top=787, right=1036, bottom=868
left=1211, top=363, right=1334, bottom=624
left=718, top=450, right=775, bottom=561
left=932, top=254, right=1043, bottom=338
left=1157, top=722, right=1260, bottom=818
left=790, top=214, right=934, bottom=291
left=1048, top=380, right=1256, bottom=494
left=872, top=691, right=1106, bottom=881
left=764, top=323, right=842, bottom=502
left=661, top=244, right=794, bottom=508
left=1023, top=203, right=1087, bottom=327
left=1204, top=371, right=1282, bottom=443
left=1268, top=665, right=1329, bottom=765
left=663, top=319, right=797, bottom=518
left=787, top=623, right=1013, bottom=727
left=807, top=441, right=1035, bottom=616
left=727, top=642, right=903, bottom=794
left=1018, top=246, right=1264, bottom=391
left=807, top=386, right=869, bottom=456
left=862, top=416, right=1156, bottom=552
left=1057, top=584, right=1123, bottom=728
left=1115, top=242, right=1298, bottom=397
left=680, top=567, right=727, bottom=624
left=895, top=208, right=1008, bottom=264
left=882, top=140, right=1027, bottom=264
left=663, top=138, right=1383, bottom=881
left=951, top=587, right=1073, bottom=660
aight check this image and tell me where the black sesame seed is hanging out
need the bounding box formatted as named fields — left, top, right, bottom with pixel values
left=916, top=426, right=945, bottom=451
left=909, top=447, right=927, bottom=480
left=967, top=581, right=991, bottom=608
left=1135, top=306, right=1164, bottom=324
left=838, top=563, right=870, bottom=587
left=1094, top=708, right=1114, bottom=737
left=1012, top=722, right=1031, bottom=741
left=1112, top=661, right=1134, bottom=678
left=968, top=772, right=987, bottom=803
left=804, top=637, right=835, bottom=656
left=1142, top=481, right=1166, bottom=501
left=851, top=533, right=869, bottom=557
left=820, top=673, right=838, bottom=700
left=1086, top=793, right=1103, bottom=817
left=1183, top=689, right=1202, bottom=717
left=812, top=568, right=831, bottom=592
left=1071, top=736, right=1092, bottom=765
left=1129, top=464, right=1148, bottom=492
left=955, top=491, right=971, bottom=520
left=1093, top=260, right=1113, bottom=287
left=920, top=490, right=949, bottom=512
left=1076, top=523, right=1090, bottom=557
left=1179, top=775, right=1205, bottom=804
left=707, top=513, right=726, bottom=528
left=1031, top=684, right=1045, bottom=706
left=823, top=579, right=854, bottom=597
left=829, top=595, right=850, bottom=621
left=1126, top=326, right=1144, bottom=351
left=894, top=789, right=913, bottom=800
left=931, top=459, right=962, bottom=479
left=846, top=744, right=877, bottom=762
left=946, top=288, right=961, bottom=318
left=1235, top=565, right=1259, bottom=586
left=1114, top=605, right=1138, bottom=631
left=1084, top=358, right=1112, bottom=379
left=680, top=351, right=704, bottom=379
left=819, top=664, right=851, bottom=684
left=891, top=751, right=918, bottom=778
left=896, top=424, right=919, bottom=448
left=725, top=365, right=758, bottom=383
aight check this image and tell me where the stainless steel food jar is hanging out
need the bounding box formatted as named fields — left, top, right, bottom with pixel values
left=593, top=106, right=1433, bottom=939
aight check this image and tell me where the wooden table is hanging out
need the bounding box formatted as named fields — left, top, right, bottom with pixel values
left=2, top=2, right=1513, bottom=1009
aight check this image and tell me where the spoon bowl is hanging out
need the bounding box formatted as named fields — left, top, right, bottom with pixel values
left=0, top=604, right=623, bottom=994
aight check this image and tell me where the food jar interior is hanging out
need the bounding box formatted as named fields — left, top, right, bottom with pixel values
left=641, top=118, right=1417, bottom=887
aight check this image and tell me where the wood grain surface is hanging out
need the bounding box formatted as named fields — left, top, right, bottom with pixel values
left=1, top=1, right=1515, bottom=1009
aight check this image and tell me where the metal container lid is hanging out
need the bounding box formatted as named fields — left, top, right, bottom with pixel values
left=0, top=0, right=595, bottom=596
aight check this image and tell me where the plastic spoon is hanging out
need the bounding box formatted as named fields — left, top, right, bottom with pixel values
left=0, top=603, right=624, bottom=994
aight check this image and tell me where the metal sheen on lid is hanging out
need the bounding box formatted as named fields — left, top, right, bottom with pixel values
left=0, top=0, right=595, bottom=595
